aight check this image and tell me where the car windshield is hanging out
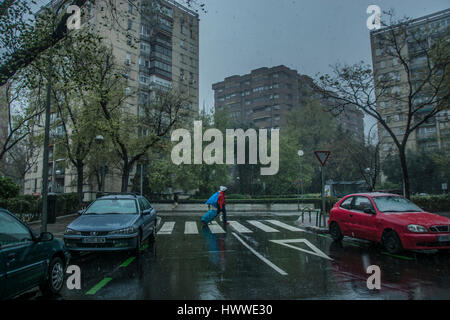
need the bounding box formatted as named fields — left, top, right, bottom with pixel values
left=372, top=196, right=424, bottom=213
left=84, top=199, right=137, bottom=215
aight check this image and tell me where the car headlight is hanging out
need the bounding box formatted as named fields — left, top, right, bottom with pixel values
left=108, top=227, right=136, bottom=235
left=407, top=224, right=428, bottom=233
left=65, top=228, right=81, bottom=235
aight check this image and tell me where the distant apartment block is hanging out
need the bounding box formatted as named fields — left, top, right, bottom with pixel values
left=212, top=65, right=364, bottom=140
left=371, top=9, right=450, bottom=160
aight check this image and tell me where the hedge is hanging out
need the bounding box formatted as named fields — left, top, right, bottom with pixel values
left=0, top=193, right=82, bottom=223
left=150, top=197, right=340, bottom=212
left=411, top=195, right=450, bottom=213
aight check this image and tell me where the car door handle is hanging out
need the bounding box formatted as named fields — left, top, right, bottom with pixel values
left=349, top=214, right=353, bottom=218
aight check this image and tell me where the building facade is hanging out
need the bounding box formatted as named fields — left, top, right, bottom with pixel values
left=370, top=9, right=450, bottom=160
left=212, top=65, right=364, bottom=140
left=24, top=0, right=199, bottom=197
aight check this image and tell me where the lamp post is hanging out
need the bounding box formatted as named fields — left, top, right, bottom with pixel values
left=297, top=150, right=304, bottom=210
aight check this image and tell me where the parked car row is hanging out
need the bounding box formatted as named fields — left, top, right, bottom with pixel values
left=0, top=193, right=157, bottom=300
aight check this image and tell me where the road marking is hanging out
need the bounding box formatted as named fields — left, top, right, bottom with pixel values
left=85, top=277, right=112, bottom=295
left=270, top=239, right=333, bottom=260
left=232, top=232, right=287, bottom=276
left=247, top=220, right=279, bottom=232
left=209, top=221, right=226, bottom=234
left=265, top=220, right=305, bottom=232
left=229, top=221, right=253, bottom=233
left=158, top=221, right=175, bottom=235
left=120, top=257, right=135, bottom=267
left=184, top=221, right=198, bottom=234
left=381, top=251, right=414, bottom=261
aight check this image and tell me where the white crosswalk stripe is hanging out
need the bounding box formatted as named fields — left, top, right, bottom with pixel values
left=265, top=220, right=305, bottom=232
left=158, top=221, right=175, bottom=235
left=184, top=221, right=198, bottom=234
left=157, top=219, right=305, bottom=235
left=247, top=220, right=279, bottom=232
left=209, top=221, right=226, bottom=234
left=228, top=221, right=253, bottom=233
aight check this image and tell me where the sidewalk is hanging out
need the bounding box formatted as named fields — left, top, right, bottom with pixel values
left=29, top=214, right=78, bottom=240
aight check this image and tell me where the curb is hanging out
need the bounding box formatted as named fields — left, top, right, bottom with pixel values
left=300, top=225, right=329, bottom=234
left=27, top=213, right=79, bottom=226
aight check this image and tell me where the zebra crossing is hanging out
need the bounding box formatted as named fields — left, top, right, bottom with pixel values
left=157, top=219, right=305, bottom=235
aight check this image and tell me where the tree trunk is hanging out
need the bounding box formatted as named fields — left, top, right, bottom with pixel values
left=76, top=162, right=84, bottom=208
left=398, top=148, right=410, bottom=199
left=121, top=162, right=131, bottom=192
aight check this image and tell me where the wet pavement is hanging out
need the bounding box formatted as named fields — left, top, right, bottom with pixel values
left=24, top=215, right=450, bottom=300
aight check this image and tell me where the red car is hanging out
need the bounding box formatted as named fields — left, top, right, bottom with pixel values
left=328, top=193, right=450, bottom=254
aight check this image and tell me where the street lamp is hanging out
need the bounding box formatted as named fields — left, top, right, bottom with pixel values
left=297, top=150, right=304, bottom=199
left=95, top=135, right=106, bottom=193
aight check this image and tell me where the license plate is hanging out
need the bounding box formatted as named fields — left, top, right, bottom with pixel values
left=437, top=235, right=450, bottom=242
left=83, top=237, right=106, bottom=244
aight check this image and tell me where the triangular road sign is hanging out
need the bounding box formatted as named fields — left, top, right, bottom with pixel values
left=314, top=151, right=331, bottom=166
left=270, top=238, right=333, bottom=260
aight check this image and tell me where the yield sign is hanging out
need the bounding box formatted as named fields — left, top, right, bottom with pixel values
left=270, top=239, right=333, bottom=260
left=314, top=151, right=331, bottom=167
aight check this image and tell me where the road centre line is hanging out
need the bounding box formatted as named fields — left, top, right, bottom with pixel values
left=232, top=232, right=288, bottom=276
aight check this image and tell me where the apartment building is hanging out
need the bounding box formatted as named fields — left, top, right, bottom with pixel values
left=212, top=65, right=364, bottom=141
left=24, top=0, right=199, bottom=197
left=370, top=9, right=450, bottom=160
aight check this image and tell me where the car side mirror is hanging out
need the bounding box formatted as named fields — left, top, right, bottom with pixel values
left=38, top=232, right=54, bottom=242
left=364, top=208, right=376, bottom=215
left=143, top=209, right=151, bottom=215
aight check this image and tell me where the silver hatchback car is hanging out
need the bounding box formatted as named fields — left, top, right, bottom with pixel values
left=64, top=194, right=157, bottom=254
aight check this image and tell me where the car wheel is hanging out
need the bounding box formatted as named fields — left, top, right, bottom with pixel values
left=329, top=222, right=343, bottom=242
left=40, top=256, right=65, bottom=297
left=383, top=230, right=403, bottom=254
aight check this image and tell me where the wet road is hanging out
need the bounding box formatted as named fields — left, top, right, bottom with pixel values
left=27, top=216, right=450, bottom=300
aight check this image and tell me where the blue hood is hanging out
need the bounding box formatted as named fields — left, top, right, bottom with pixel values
left=68, top=214, right=139, bottom=231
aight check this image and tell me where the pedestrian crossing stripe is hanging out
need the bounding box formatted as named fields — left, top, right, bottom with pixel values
left=209, top=221, right=226, bottom=234
left=228, top=221, right=253, bottom=233
left=247, top=220, right=279, bottom=233
left=184, top=221, right=198, bottom=234
left=157, top=219, right=304, bottom=235
left=157, top=221, right=175, bottom=235
left=265, top=220, right=305, bottom=232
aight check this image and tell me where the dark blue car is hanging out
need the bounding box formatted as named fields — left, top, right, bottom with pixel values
left=64, top=194, right=157, bottom=254
left=0, top=208, right=70, bottom=300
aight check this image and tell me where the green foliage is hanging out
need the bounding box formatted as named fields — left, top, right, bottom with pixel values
left=0, top=176, right=20, bottom=199
left=382, top=150, right=449, bottom=194
left=411, top=195, right=450, bottom=213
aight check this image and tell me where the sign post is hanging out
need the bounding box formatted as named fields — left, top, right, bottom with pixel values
left=314, top=151, right=331, bottom=228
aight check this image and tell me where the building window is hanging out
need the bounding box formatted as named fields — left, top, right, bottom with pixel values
left=125, top=53, right=131, bottom=65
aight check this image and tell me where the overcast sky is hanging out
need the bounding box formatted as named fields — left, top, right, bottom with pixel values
left=196, top=0, right=450, bottom=135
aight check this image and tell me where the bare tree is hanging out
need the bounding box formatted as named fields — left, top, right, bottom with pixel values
left=318, top=13, right=449, bottom=198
